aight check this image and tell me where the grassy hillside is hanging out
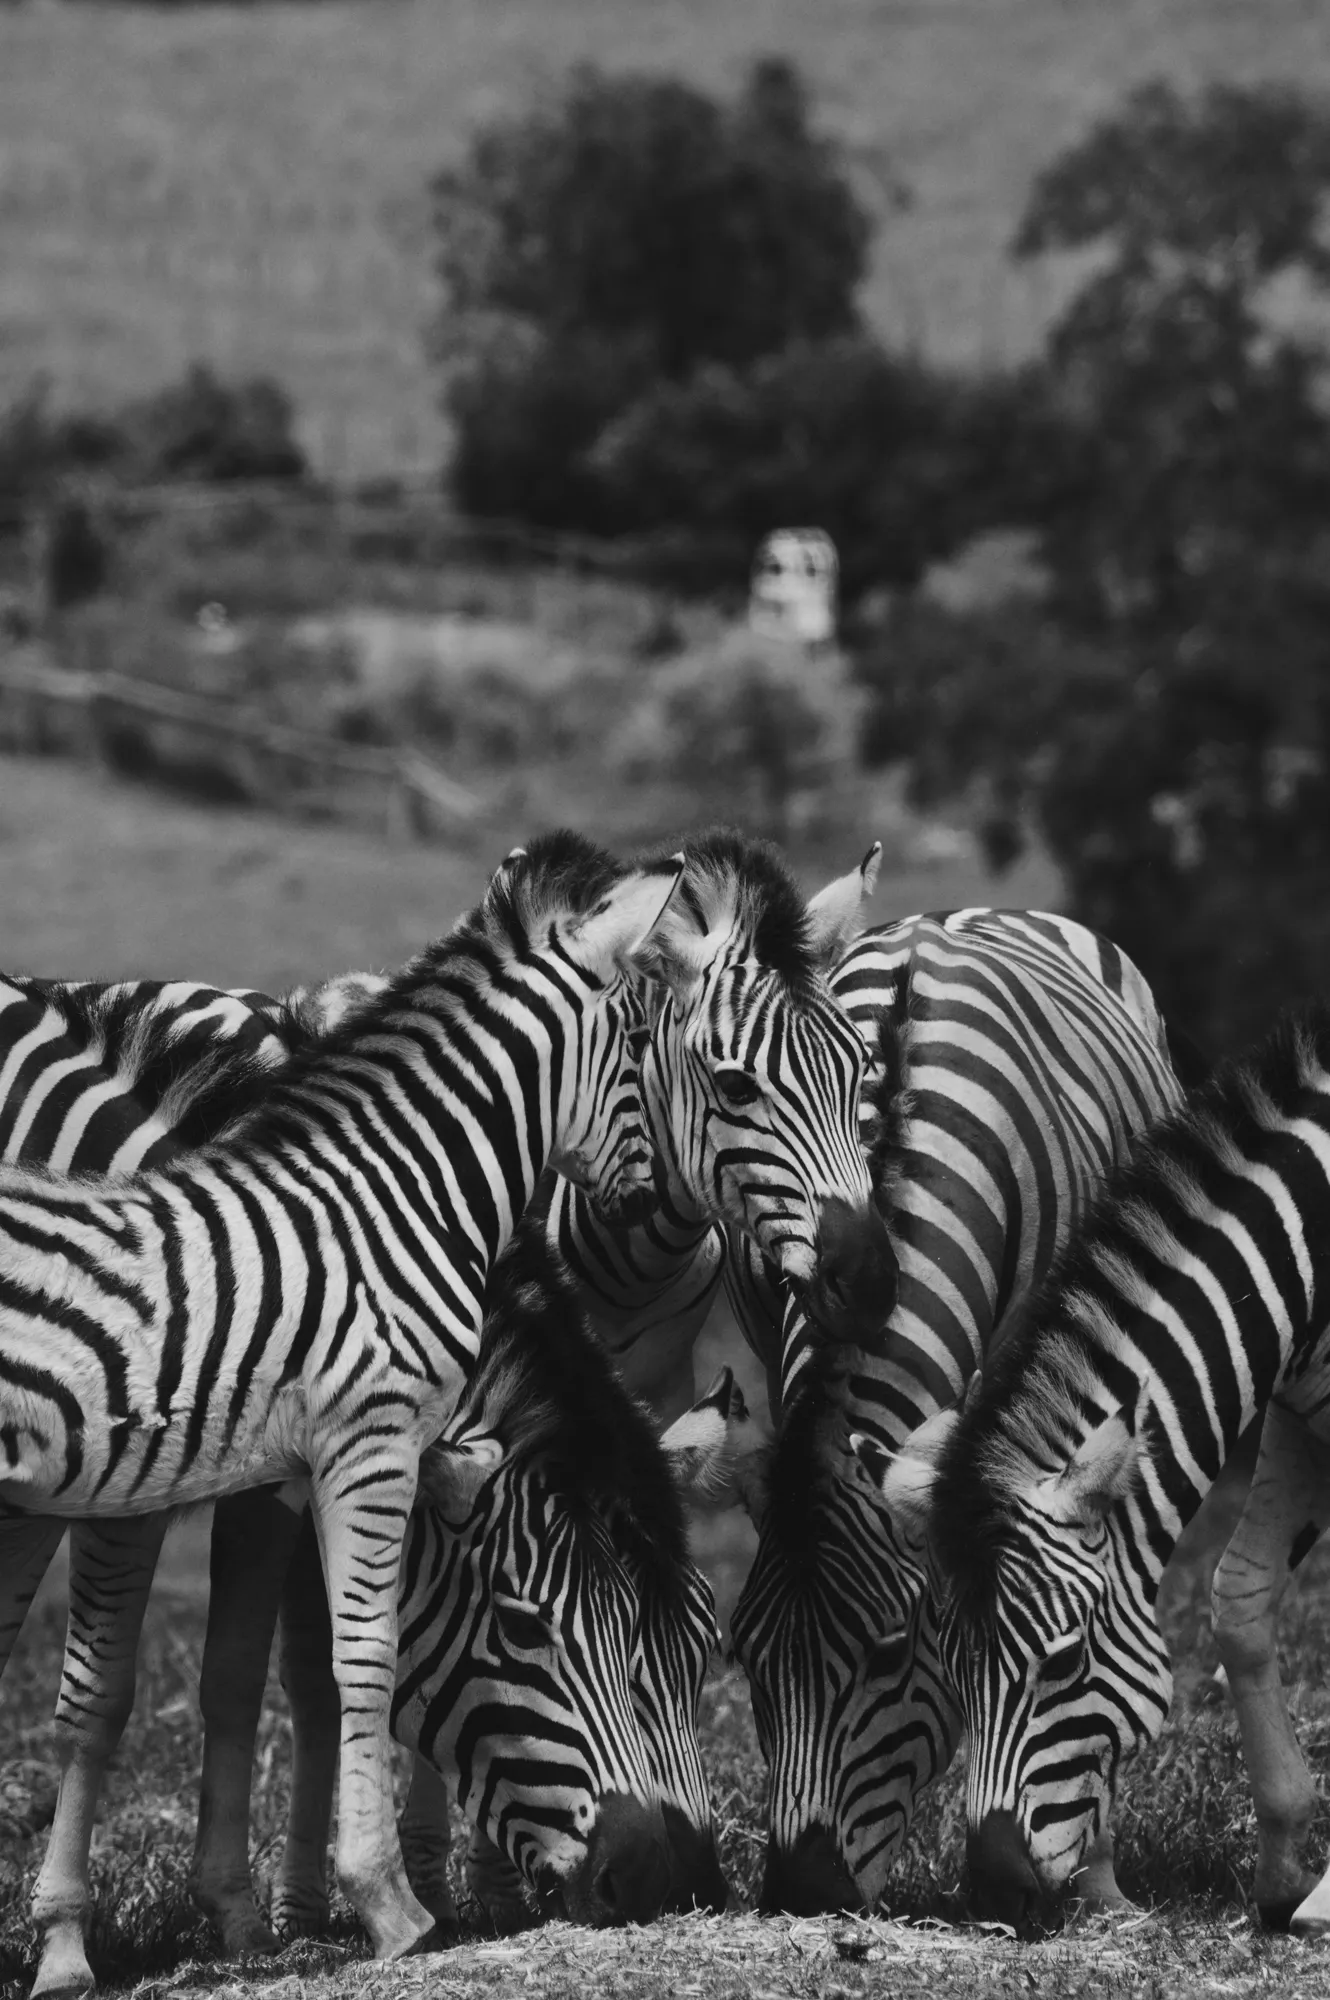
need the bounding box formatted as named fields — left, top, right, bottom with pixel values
left=2, top=0, right=1328, bottom=473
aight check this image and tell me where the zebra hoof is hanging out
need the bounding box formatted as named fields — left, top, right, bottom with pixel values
left=205, top=1905, right=281, bottom=1959
left=270, top=1895, right=330, bottom=1943
left=29, top=1932, right=95, bottom=2000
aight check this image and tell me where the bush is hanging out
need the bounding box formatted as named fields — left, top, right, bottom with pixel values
left=614, top=627, right=861, bottom=841
left=433, top=57, right=878, bottom=537
left=592, top=336, right=986, bottom=598
left=120, top=364, right=306, bottom=485
left=432, top=57, right=871, bottom=383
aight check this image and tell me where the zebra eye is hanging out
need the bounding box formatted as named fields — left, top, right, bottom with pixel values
left=864, top=1630, right=913, bottom=1680
left=494, top=1595, right=555, bottom=1652
left=1041, top=1636, right=1088, bottom=1686
left=713, top=1064, right=762, bottom=1109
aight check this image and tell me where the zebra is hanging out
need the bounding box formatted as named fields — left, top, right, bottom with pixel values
left=9, top=821, right=885, bottom=1978
left=0, top=830, right=685, bottom=1961
left=856, top=1003, right=1330, bottom=1930
left=0, top=969, right=736, bottom=1998
left=196, top=825, right=890, bottom=1944
left=715, top=909, right=1184, bottom=1915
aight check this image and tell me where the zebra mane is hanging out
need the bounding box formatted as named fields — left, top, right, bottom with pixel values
left=761, top=1376, right=848, bottom=1581
left=16, top=978, right=292, bottom=1153
left=639, top=826, right=818, bottom=990
left=478, top=829, right=626, bottom=957
left=463, top=1220, right=691, bottom=1592
left=864, top=965, right=915, bottom=1211
left=932, top=1003, right=1330, bottom=1624
left=186, top=833, right=628, bottom=1130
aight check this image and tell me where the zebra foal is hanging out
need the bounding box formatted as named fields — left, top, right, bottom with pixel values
left=0, top=831, right=682, bottom=1958
left=863, top=1003, right=1330, bottom=1930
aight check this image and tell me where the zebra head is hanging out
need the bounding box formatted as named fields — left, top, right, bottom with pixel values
left=394, top=1224, right=725, bottom=1925
left=477, top=833, right=685, bottom=1229
left=863, top=1399, right=1173, bottom=1923
left=639, top=831, right=895, bottom=1347
left=728, top=1389, right=962, bottom=1915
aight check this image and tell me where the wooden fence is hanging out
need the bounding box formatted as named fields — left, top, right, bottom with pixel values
left=0, top=647, right=483, bottom=841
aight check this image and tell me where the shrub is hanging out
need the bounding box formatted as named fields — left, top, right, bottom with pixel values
left=592, top=336, right=984, bottom=599
left=614, top=626, right=861, bottom=841
left=432, top=57, right=878, bottom=536
left=120, top=364, right=306, bottom=486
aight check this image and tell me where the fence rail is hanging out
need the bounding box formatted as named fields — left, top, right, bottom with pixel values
left=0, top=647, right=483, bottom=841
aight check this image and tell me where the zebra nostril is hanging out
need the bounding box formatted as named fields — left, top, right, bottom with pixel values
left=594, top=1862, right=621, bottom=1913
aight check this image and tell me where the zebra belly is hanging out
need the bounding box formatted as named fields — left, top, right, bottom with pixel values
left=0, top=1379, right=311, bottom=1515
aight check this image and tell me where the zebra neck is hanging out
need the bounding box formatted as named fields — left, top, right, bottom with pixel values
left=226, top=986, right=582, bottom=1279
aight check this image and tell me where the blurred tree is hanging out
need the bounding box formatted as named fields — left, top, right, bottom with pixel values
left=121, top=365, right=306, bottom=485
left=616, top=629, right=858, bottom=844
left=862, top=81, right=1330, bottom=1056
left=589, top=337, right=964, bottom=596
left=432, top=58, right=871, bottom=382
left=431, top=58, right=895, bottom=533
left=1012, top=79, right=1330, bottom=633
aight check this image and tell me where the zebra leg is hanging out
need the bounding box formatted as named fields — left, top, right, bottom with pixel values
left=30, top=1516, right=169, bottom=2000
left=1211, top=1401, right=1330, bottom=1930
left=272, top=1511, right=340, bottom=1939
left=464, top=1826, right=532, bottom=1933
left=310, top=1472, right=435, bottom=1957
left=1066, top=1821, right=1134, bottom=1914
left=397, top=1758, right=458, bottom=1933
left=0, top=1515, right=66, bottom=1683
left=191, top=1488, right=305, bottom=1955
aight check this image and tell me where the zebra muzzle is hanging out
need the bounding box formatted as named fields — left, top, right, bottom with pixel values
left=804, top=1197, right=898, bottom=1351
left=966, top=1811, right=1042, bottom=1926
left=660, top=1803, right=730, bottom=1914
left=562, top=1793, right=673, bottom=1927
left=758, top=1822, right=863, bottom=1916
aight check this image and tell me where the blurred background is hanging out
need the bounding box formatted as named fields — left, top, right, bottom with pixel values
left=3, top=0, right=1330, bottom=1620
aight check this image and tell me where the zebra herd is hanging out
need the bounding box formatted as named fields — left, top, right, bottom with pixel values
left=2, top=823, right=1330, bottom=1993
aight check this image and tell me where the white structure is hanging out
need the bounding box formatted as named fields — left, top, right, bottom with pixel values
left=748, top=529, right=838, bottom=645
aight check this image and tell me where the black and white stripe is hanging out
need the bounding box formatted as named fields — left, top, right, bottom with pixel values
left=728, top=908, right=1183, bottom=1913
left=0, top=831, right=682, bottom=1961
left=872, top=1005, right=1330, bottom=1923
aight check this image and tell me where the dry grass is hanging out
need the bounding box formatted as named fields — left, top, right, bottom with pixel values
left=7, top=1480, right=1330, bottom=2000
left=3, top=0, right=1329, bottom=473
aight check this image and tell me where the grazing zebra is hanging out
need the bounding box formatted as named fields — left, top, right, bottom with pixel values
left=0, top=831, right=684, bottom=1961
left=0, top=970, right=733, bottom=1998
left=859, top=1004, right=1330, bottom=1929
left=721, top=909, right=1184, bottom=1915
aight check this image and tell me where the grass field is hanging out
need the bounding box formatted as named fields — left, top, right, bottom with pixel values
left=3, top=0, right=1329, bottom=473
left=6, top=752, right=1330, bottom=1996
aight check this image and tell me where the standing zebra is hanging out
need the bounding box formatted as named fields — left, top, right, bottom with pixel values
left=720, top=909, right=1184, bottom=1914
left=861, top=1004, right=1330, bottom=1930
left=0, top=831, right=684, bottom=1959
left=222, top=824, right=891, bottom=1942
left=0, top=967, right=735, bottom=1997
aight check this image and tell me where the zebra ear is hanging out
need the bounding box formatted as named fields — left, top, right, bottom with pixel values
left=851, top=1406, right=957, bottom=1542
left=565, top=859, right=686, bottom=976
left=417, top=1434, right=505, bottom=1520
left=1042, top=1409, right=1140, bottom=1525
left=660, top=1366, right=773, bottom=1521
left=804, top=841, right=882, bottom=974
